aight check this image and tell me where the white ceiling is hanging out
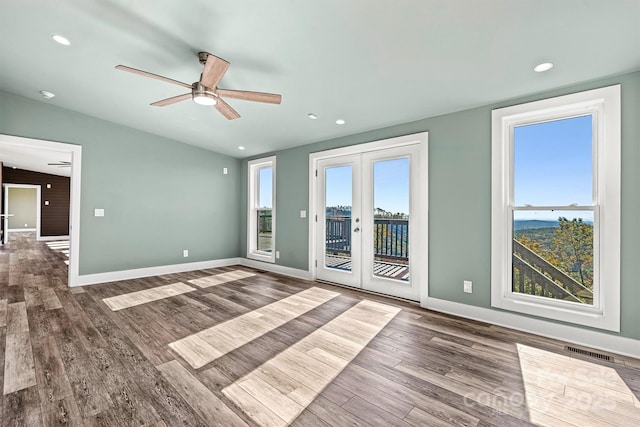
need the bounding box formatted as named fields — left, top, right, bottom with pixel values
left=0, top=139, right=71, bottom=177
left=0, top=0, right=638, bottom=160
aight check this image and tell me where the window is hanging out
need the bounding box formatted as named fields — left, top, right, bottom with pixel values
left=491, top=85, right=620, bottom=331
left=248, top=156, right=276, bottom=262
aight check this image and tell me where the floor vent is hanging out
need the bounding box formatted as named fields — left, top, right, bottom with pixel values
left=565, top=345, right=612, bottom=361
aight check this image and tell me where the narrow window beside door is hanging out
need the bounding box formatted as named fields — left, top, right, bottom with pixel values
left=247, top=156, right=276, bottom=262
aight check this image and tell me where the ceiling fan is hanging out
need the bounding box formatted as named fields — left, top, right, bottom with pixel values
left=48, top=161, right=71, bottom=168
left=115, top=52, right=282, bottom=120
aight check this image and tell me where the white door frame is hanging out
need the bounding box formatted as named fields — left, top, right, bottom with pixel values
left=3, top=184, right=41, bottom=240
left=309, top=132, right=428, bottom=306
left=0, top=134, right=82, bottom=287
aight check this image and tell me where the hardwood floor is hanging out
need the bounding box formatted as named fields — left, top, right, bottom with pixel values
left=1, top=232, right=639, bottom=426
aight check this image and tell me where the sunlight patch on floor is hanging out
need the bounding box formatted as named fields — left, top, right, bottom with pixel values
left=169, top=287, right=340, bottom=368
left=222, top=299, right=400, bottom=426
left=188, top=270, right=256, bottom=288
left=517, top=344, right=640, bottom=426
left=102, top=282, right=196, bottom=311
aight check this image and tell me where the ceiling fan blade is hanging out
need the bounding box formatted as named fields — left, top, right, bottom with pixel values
left=115, top=65, right=192, bottom=89
left=200, top=54, right=230, bottom=89
left=215, top=98, right=240, bottom=120
left=150, top=93, right=192, bottom=107
left=217, top=89, right=282, bottom=104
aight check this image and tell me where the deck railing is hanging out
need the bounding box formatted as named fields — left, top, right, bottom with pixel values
left=258, top=209, right=272, bottom=233
left=373, top=219, right=409, bottom=261
left=257, top=209, right=273, bottom=252
left=325, top=217, right=409, bottom=261
left=512, top=239, right=593, bottom=304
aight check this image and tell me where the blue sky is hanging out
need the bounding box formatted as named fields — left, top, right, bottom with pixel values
left=258, top=167, right=272, bottom=208
left=325, top=158, right=409, bottom=215
left=325, top=165, right=352, bottom=208
left=514, top=115, right=592, bottom=220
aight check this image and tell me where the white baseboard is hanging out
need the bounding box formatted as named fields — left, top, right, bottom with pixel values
left=38, top=235, right=69, bottom=241
left=7, top=228, right=36, bottom=232
left=425, top=297, right=640, bottom=359
left=72, top=257, right=242, bottom=287
left=240, top=258, right=313, bottom=281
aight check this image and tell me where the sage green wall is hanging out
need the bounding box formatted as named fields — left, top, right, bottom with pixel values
left=0, top=91, right=242, bottom=275
left=7, top=187, right=37, bottom=229
left=242, top=71, right=640, bottom=339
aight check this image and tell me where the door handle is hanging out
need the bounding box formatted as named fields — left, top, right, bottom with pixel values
left=354, top=227, right=360, bottom=232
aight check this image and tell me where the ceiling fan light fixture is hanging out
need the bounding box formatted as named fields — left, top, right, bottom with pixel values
left=193, top=93, right=217, bottom=106
left=192, top=82, right=217, bottom=106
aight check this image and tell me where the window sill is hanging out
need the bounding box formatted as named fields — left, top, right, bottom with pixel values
left=491, top=293, right=619, bottom=332
left=247, top=252, right=275, bottom=263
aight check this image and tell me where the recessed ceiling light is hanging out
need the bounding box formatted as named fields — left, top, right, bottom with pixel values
left=308, top=113, right=318, bottom=120
left=533, top=62, right=554, bottom=73
left=336, top=119, right=346, bottom=125
left=39, top=90, right=56, bottom=99
left=52, top=35, right=71, bottom=46
left=238, top=146, right=246, bottom=150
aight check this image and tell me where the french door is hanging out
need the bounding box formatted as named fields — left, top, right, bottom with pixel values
left=315, top=144, right=421, bottom=300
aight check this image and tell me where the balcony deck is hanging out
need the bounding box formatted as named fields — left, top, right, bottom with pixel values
left=325, top=255, right=410, bottom=281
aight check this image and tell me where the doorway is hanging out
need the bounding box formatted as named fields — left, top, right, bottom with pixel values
left=310, top=133, right=428, bottom=302
left=3, top=184, right=41, bottom=243
left=0, top=134, right=82, bottom=287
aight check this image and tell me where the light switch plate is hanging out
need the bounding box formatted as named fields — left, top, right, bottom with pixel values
left=94, top=209, right=105, bottom=217
left=223, top=167, right=228, bottom=175
left=44, top=201, right=49, bottom=206
left=464, top=280, right=473, bottom=293
left=300, top=210, right=307, bottom=218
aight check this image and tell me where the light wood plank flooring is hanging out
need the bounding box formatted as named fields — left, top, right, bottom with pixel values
left=1, top=231, right=639, bottom=426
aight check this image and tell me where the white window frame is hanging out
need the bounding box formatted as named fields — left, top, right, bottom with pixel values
left=491, top=85, right=620, bottom=331
left=247, top=156, right=276, bottom=263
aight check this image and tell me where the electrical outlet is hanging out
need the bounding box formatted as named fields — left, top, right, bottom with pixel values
left=183, top=249, right=189, bottom=257
left=223, top=167, right=228, bottom=175
left=276, top=251, right=280, bottom=259
left=464, top=280, right=473, bottom=293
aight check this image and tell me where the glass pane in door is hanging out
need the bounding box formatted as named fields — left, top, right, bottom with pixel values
left=325, top=165, right=352, bottom=271
left=372, top=158, right=409, bottom=281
